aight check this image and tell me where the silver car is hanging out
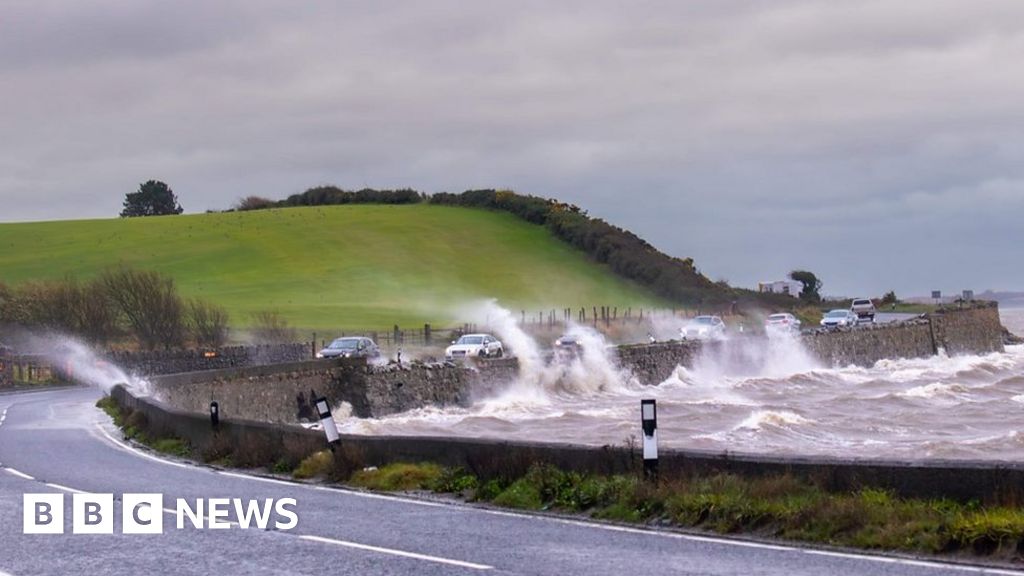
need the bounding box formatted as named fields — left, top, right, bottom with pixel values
left=820, top=309, right=859, bottom=328
left=765, top=313, right=802, bottom=334
left=317, top=337, right=380, bottom=359
left=445, top=334, right=504, bottom=361
left=681, top=316, right=726, bottom=340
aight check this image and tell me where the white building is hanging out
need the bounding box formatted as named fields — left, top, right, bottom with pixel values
left=758, top=280, right=803, bottom=298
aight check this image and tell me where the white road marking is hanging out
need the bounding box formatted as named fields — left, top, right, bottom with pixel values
left=471, top=507, right=1024, bottom=574
left=44, top=483, right=87, bottom=494
left=218, top=470, right=301, bottom=487
left=95, top=423, right=448, bottom=508
left=804, top=550, right=1024, bottom=574
left=4, top=468, right=34, bottom=481
left=312, top=485, right=447, bottom=508
left=299, top=534, right=493, bottom=571
left=0, top=567, right=17, bottom=576
left=95, top=425, right=191, bottom=469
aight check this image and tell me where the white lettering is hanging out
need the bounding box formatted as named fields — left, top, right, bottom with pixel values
left=176, top=498, right=204, bottom=529
left=233, top=498, right=273, bottom=530
left=207, top=498, right=231, bottom=529
left=274, top=498, right=298, bottom=530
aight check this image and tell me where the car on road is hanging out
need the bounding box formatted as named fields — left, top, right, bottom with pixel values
left=445, top=334, right=504, bottom=361
left=316, top=337, right=381, bottom=359
left=553, top=334, right=584, bottom=360
left=765, top=313, right=802, bottom=335
left=851, top=298, right=876, bottom=322
left=820, top=309, right=859, bottom=328
left=680, top=315, right=726, bottom=340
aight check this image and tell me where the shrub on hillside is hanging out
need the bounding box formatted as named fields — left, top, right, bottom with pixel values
left=250, top=310, right=297, bottom=344
left=188, top=299, right=230, bottom=348
left=0, top=277, right=120, bottom=345
left=101, top=268, right=186, bottom=350
left=234, top=196, right=276, bottom=211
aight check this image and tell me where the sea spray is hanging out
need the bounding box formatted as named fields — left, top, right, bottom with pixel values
left=667, top=330, right=821, bottom=388
left=457, top=300, right=633, bottom=404
left=548, top=323, right=635, bottom=394
left=26, top=333, right=150, bottom=395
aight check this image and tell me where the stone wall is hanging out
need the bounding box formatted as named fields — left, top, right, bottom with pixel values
left=148, top=359, right=349, bottom=423
left=802, top=302, right=1004, bottom=367
left=108, top=343, right=312, bottom=377
left=614, top=341, right=699, bottom=385
left=144, top=304, right=1008, bottom=421
left=149, top=356, right=521, bottom=421
left=801, top=319, right=936, bottom=367
left=0, top=352, right=11, bottom=389
left=930, top=302, right=1005, bottom=356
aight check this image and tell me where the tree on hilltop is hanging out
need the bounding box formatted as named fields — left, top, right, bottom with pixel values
left=120, top=180, right=184, bottom=217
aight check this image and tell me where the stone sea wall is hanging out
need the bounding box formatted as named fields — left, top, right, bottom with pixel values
left=149, top=356, right=521, bottom=421
left=143, top=303, right=1006, bottom=421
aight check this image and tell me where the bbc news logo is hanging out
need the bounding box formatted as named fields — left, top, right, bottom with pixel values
left=24, top=494, right=298, bottom=534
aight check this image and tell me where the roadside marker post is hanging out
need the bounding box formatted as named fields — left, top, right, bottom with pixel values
left=315, top=397, right=341, bottom=449
left=641, top=399, right=658, bottom=481
left=209, top=402, right=219, bottom=430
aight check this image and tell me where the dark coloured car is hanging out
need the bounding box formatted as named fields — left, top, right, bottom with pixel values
left=317, top=337, right=380, bottom=359
left=553, top=335, right=584, bottom=360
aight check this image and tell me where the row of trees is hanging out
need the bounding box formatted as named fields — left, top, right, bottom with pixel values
left=0, top=269, right=228, bottom=349
left=278, top=186, right=423, bottom=207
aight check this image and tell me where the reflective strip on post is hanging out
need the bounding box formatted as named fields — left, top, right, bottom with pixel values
left=641, top=399, right=658, bottom=480
left=209, top=401, right=219, bottom=429
left=315, top=397, right=340, bottom=445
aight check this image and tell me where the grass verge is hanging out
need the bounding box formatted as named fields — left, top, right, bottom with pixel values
left=351, top=462, right=1024, bottom=561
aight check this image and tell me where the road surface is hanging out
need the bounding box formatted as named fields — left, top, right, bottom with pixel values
left=0, top=386, right=1019, bottom=576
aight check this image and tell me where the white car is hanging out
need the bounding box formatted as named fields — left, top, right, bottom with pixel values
left=820, top=309, right=859, bottom=328
left=680, top=316, right=726, bottom=340
left=850, top=298, right=876, bottom=322
left=765, top=313, right=802, bottom=335
left=445, top=334, right=504, bottom=361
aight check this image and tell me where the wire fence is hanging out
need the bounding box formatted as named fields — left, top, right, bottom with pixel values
left=312, top=305, right=735, bottom=349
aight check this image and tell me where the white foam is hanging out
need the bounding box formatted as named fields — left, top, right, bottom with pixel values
left=899, top=382, right=968, bottom=399
left=735, top=410, right=813, bottom=430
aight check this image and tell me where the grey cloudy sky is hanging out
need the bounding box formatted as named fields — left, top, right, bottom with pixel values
left=3, top=0, right=1023, bottom=297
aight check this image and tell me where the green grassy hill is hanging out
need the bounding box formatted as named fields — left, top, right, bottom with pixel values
left=0, top=205, right=666, bottom=330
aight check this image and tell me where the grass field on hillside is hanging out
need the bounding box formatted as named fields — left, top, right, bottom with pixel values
left=0, top=205, right=666, bottom=330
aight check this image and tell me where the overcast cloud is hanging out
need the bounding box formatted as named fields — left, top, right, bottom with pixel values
left=2, top=0, right=1023, bottom=297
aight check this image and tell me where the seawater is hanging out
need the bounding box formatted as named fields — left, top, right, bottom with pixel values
left=337, top=308, right=1024, bottom=460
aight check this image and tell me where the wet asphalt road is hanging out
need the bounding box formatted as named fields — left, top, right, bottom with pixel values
left=0, top=386, right=1020, bottom=576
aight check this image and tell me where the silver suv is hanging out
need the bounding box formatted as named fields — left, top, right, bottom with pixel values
left=850, top=298, right=876, bottom=322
